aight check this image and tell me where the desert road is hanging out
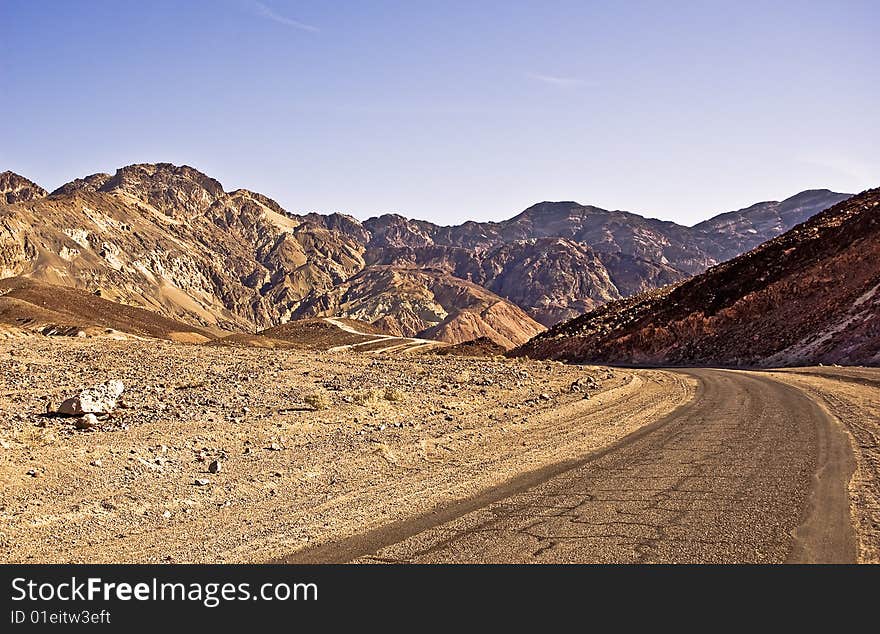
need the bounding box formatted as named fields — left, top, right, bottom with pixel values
left=285, top=369, right=862, bottom=564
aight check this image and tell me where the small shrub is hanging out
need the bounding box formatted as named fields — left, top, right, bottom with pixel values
left=303, top=391, right=331, bottom=411
left=383, top=387, right=405, bottom=402
left=19, top=426, right=55, bottom=448
left=353, top=388, right=381, bottom=405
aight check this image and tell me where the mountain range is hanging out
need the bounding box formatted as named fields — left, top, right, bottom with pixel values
left=516, top=188, right=880, bottom=366
left=0, top=163, right=850, bottom=348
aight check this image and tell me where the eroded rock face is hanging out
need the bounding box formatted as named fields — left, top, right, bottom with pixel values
left=515, top=189, right=880, bottom=367
left=477, top=238, right=621, bottom=326
left=0, top=163, right=366, bottom=331
left=358, top=193, right=848, bottom=324
left=0, top=171, right=47, bottom=204
left=293, top=265, right=545, bottom=348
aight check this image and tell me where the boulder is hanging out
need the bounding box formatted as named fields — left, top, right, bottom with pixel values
left=58, top=380, right=124, bottom=415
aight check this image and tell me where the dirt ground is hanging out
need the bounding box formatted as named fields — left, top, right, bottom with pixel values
left=0, top=337, right=694, bottom=563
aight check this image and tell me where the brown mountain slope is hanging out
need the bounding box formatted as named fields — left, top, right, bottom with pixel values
left=359, top=190, right=848, bottom=322
left=477, top=238, right=621, bottom=326
left=209, top=317, right=385, bottom=350
left=0, top=162, right=849, bottom=347
left=0, top=164, right=365, bottom=330
left=0, top=277, right=216, bottom=342
left=514, top=188, right=880, bottom=367
left=293, top=265, right=545, bottom=348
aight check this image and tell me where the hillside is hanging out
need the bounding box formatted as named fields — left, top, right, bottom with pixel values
left=0, top=162, right=849, bottom=347
left=514, top=189, right=880, bottom=367
left=0, top=277, right=216, bottom=342
left=293, top=266, right=545, bottom=348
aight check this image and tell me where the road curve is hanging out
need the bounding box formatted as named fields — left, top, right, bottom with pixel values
left=323, top=317, right=440, bottom=354
left=283, top=369, right=857, bottom=563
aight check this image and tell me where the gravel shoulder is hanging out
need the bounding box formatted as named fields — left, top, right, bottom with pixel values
left=766, top=367, right=880, bottom=563
left=0, top=338, right=694, bottom=563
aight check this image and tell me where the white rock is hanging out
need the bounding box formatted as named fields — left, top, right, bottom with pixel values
left=76, top=413, right=99, bottom=430
left=58, top=380, right=124, bottom=415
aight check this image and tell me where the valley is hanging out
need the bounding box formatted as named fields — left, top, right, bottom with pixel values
left=0, top=164, right=877, bottom=565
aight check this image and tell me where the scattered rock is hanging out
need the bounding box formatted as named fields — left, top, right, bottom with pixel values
left=75, top=413, right=99, bottom=430
left=90, top=459, right=103, bottom=467
left=208, top=459, right=222, bottom=473
left=193, top=478, right=210, bottom=486
left=570, top=377, right=599, bottom=392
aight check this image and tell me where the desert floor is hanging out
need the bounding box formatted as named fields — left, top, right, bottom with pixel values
left=0, top=338, right=693, bottom=563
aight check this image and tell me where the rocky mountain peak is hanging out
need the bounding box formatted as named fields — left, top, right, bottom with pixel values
left=51, top=173, right=113, bottom=196
left=0, top=160, right=854, bottom=349
left=363, top=213, right=437, bottom=248
left=0, top=171, right=47, bottom=204
left=99, top=163, right=226, bottom=216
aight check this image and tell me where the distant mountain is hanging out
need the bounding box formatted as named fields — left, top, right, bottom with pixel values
left=693, top=189, right=853, bottom=261
left=292, top=265, right=545, bottom=348
left=1, top=171, right=47, bottom=204
left=514, top=189, right=880, bottom=366
left=351, top=191, right=849, bottom=324
left=0, top=162, right=850, bottom=347
left=0, top=164, right=365, bottom=332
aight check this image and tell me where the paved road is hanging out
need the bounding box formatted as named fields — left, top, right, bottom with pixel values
left=285, top=369, right=857, bottom=563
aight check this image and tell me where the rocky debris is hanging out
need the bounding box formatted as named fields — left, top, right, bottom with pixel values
left=208, top=459, right=222, bottom=473
left=57, top=380, right=124, bottom=415
left=0, top=332, right=649, bottom=564
left=570, top=376, right=600, bottom=392
left=193, top=478, right=210, bottom=486
left=75, top=413, right=99, bottom=430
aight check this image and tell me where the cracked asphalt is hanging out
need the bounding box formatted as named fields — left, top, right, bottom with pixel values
left=289, top=369, right=858, bottom=563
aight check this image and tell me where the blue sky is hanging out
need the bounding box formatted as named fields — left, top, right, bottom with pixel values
left=1, top=0, right=877, bottom=225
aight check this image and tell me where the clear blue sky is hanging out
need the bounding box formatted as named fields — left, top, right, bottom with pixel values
left=1, top=0, right=877, bottom=225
